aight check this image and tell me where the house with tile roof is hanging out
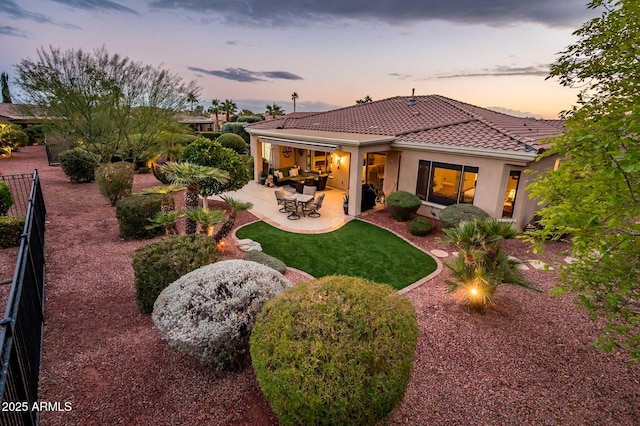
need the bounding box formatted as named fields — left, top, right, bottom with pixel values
left=246, top=95, right=563, bottom=229
left=0, top=104, right=46, bottom=127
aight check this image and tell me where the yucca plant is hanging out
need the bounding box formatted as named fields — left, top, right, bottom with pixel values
left=159, top=162, right=229, bottom=234
left=213, top=196, right=253, bottom=243
left=441, top=218, right=540, bottom=308
left=183, top=207, right=226, bottom=236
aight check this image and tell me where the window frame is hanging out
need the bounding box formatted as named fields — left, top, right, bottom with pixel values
left=416, top=160, right=479, bottom=206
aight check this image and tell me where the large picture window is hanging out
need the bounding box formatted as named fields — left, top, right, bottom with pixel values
left=416, top=160, right=479, bottom=206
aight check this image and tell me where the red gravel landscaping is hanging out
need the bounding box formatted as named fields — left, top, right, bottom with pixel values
left=1, top=146, right=638, bottom=425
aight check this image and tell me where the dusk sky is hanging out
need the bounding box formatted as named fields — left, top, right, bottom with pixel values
left=1, top=0, right=599, bottom=118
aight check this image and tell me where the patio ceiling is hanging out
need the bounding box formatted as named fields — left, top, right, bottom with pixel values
left=259, top=136, right=339, bottom=152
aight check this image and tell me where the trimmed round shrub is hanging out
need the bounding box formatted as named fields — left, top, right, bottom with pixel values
left=153, top=260, right=292, bottom=371
left=199, top=131, right=221, bottom=141
left=245, top=250, right=286, bottom=274
left=59, top=147, right=100, bottom=183
left=439, top=203, right=490, bottom=229
left=250, top=276, right=419, bottom=426
left=182, top=137, right=250, bottom=196
left=115, top=193, right=164, bottom=240
left=0, top=182, right=13, bottom=216
left=409, top=216, right=433, bottom=236
left=216, top=132, right=247, bottom=154
left=132, top=235, right=219, bottom=313
left=0, top=216, right=25, bottom=248
left=386, top=190, right=422, bottom=222
left=95, top=161, right=135, bottom=205
left=220, top=121, right=250, bottom=145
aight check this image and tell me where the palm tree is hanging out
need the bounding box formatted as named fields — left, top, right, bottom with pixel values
left=159, top=162, right=229, bottom=234
left=356, top=95, right=373, bottom=104
left=291, top=92, right=299, bottom=112
left=187, top=91, right=198, bottom=113
left=184, top=207, right=226, bottom=236
left=222, top=99, right=237, bottom=122
left=142, top=184, right=186, bottom=234
left=440, top=218, right=539, bottom=308
left=214, top=196, right=253, bottom=243
left=266, top=102, right=285, bottom=118
left=208, top=99, right=221, bottom=131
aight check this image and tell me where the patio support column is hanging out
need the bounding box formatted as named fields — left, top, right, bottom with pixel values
left=250, top=135, right=261, bottom=181
left=345, top=146, right=362, bottom=216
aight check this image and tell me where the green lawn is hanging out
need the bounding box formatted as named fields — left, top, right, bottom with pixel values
left=236, top=220, right=437, bottom=290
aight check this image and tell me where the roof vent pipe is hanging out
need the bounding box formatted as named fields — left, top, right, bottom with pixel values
left=407, top=88, right=417, bottom=106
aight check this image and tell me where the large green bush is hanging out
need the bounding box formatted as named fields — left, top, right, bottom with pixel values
left=95, top=162, right=135, bottom=205
left=58, top=147, right=100, bottom=183
left=0, top=216, right=25, bottom=248
left=0, top=125, right=29, bottom=153
left=153, top=260, right=291, bottom=371
left=244, top=250, right=286, bottom=274
left=439, top=203, right=490, bottom=229
left=115, top=193, right=164, bottom=240
left=236, top=115, right=263, bottom=123
left=220, top=122, right=249, bottom=145
left=409, top=216, right=433, bottom=236
left=251, top=275, right=418, bottom=426
left=386, top=190, right=422, bottom=222
left=216, top=133, right=247, bottom=155
left=181, top=137, right=250, bottom=196
left=132, top=235, right=219, bottom=313
left=24, top=125, right=47, bottom=144
left=0, top=182, right=13, bottom=216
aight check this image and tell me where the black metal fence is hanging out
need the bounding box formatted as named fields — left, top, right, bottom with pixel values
left=43, top=140, right=72, bottom=167
left=0, top=170, right=47, bottom=426
left=0, top=174, right=33, bottom=217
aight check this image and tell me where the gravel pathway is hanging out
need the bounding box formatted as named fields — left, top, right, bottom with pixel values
left=1, top=146, right=637, bottom=425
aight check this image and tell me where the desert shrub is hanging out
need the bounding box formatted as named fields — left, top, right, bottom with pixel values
left=409, top=216, right=433, bottom=236
left=250, top=275, right=418, bottom=426
left=0, top=182, right=13, bottom=216
left=0, top=216, right=25, bottom=248
left=153, top=259, right=292, bottom=371
left=245, top=250, right=286, bottom=274
left=236, top=115, right=263, bottom=123
left=58, top=147, right=100, bottom=183
left=0, top=126, right=29, bottom=152
left=24, top=125, right=47, bottom=144
left=95, top=162, right=135, bottom=205
left=199, top=131, right=221, bottom=141
left=115, top=193, right=164, bottom=240
left=216, top=133, right=247, bottom=155
left=182, top=137, right=250, bottom=195
left=220, top=122, right=249, bottom=145
left=132, top=235, right=219, bottom=313
left=386, top=190, right=422, bottom=222
left=439, top=203, right=490, bottom=229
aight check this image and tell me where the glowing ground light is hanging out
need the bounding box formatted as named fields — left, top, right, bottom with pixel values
left=217, top=240, right=226, bottom=251
left=469, top=287, right=479, bottom=296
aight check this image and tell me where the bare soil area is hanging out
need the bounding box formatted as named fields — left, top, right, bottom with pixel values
left=1, top=146, right=638, bottom=425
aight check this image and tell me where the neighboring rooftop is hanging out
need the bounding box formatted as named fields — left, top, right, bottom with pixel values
left=247, top=95, right=563, bottom=153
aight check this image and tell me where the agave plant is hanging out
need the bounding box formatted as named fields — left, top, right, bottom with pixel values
left=213, top=196, right=253, bottom=243
left=441, top=218, right=539, bottom=308
left=183, top=207, right=226, bottom=236
left=159, top=162, right=229, bottom=234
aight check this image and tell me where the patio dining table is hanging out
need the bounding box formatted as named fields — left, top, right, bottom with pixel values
left=284, top=193, right=315, bottom=216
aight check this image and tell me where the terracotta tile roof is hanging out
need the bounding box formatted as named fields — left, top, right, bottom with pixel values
left=0, top=103, right=46, bottom=120
left=247, top=95, right=563, bottom=153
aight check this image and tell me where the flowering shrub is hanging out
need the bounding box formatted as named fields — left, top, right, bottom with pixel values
left=95, top=161, right=134, bottom=205
left=153, top=259, right=291, bottom=371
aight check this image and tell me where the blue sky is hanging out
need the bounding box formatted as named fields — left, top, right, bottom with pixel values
left=0, top=0, right=598, bottom=118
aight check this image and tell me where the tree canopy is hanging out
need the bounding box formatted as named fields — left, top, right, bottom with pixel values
left=527, top=0, right=640, bottom=362
left=1, top=72, right=12, bottom=103
left=15, top=45, right=199, bottom=163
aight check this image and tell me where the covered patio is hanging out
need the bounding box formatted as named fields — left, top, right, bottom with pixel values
left=209, top=181, right=354, bottom=233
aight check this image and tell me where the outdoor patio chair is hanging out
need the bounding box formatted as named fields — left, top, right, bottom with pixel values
left=302, top=185, right=316, bottom=197
left=303, top=193, right=325, bottom=218
left=275, top=188, right=288, bottom=212
left=284, top=199, right=300, bottom=220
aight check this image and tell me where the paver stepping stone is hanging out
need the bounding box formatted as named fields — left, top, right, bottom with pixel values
left=431, top=249, right=449, bottom=258
left=526, top=259, right=553, bottom=270
left=237, top=238, right=262, bottom=252
left=508, top=255, right=530, bottom=270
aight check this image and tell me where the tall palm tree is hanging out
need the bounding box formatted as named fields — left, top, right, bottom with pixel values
left=159, top=162, right=229, bottom=234
left=265, top=102, right=285, bottom=118
left=208, top=99, right=221, bottom=130
left=214, top=196, right=253, bottom=243
left=187, top=91, right=198, bottom=113
left=222, top=99, right=237, bottom=122
left=291, top=92, right=299, bottom=112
